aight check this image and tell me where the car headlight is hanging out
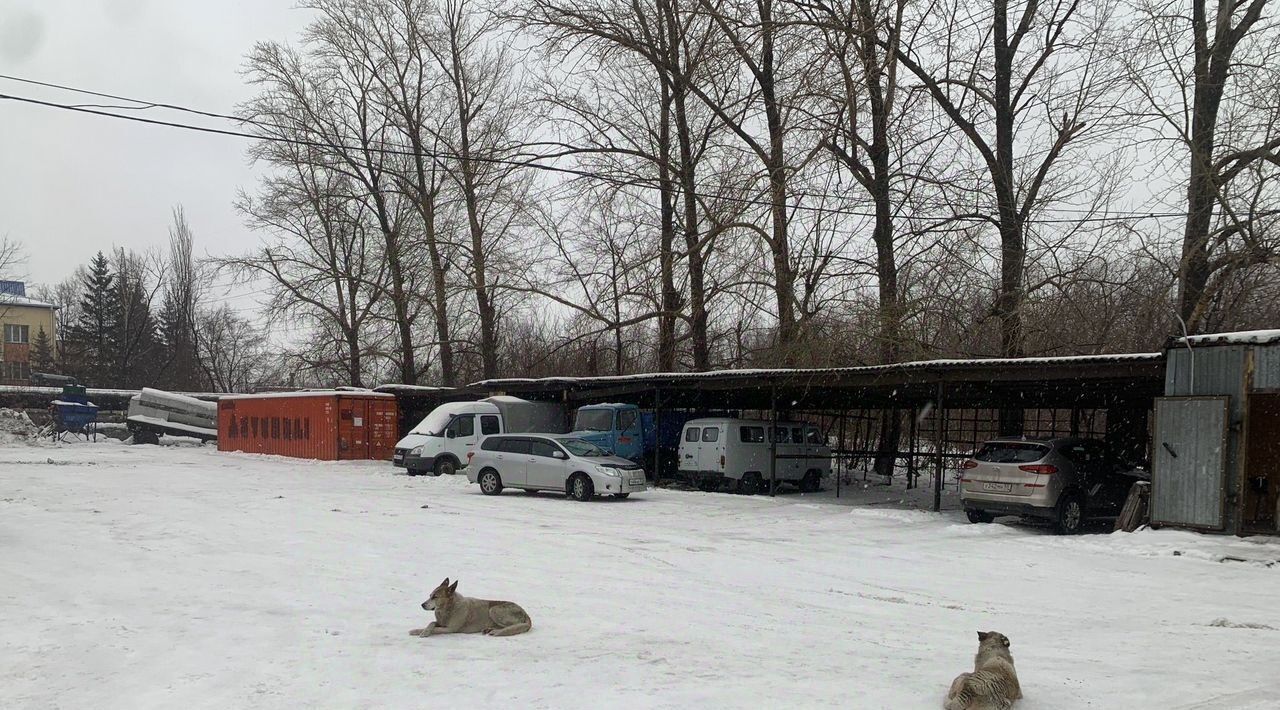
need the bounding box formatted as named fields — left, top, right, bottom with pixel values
left=410, top=445, right=423, bottom=456
left=596, top=465, right=621, bottom=477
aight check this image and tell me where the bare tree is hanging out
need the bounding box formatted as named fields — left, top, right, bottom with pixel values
left=244, top=19, right=423, bottom=384
left=1127, top=0, right=1280, bottom=331
left=891, top=0, right=1126, bottom=358
left=195, top=305, right=278, bottom=393
left=424, top=0, right=536, bottom=379
left=158, top=206, right=206, bottom=389
left=306, top=0, right=462, bottom=384
left=518, top=0, right=729, bottom=370
left=227, top=159, right=387, bottom=387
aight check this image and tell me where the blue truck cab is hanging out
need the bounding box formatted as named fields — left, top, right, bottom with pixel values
left=569, top=404, right=693, bottom=476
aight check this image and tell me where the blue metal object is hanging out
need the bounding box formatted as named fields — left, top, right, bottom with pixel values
left=49, top=384, right=99, bottom=442
left=569, top=404, right=696, bottom=466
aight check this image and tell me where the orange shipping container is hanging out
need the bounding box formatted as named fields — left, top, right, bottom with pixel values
left=217, top=391, right=398, bottom=461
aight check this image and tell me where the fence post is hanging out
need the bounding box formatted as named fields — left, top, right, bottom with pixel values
left=934, top=381, right=946, bottom=513
left=769, top=384, right=778, bottom=497
left=837, top=409, right=846, bottom=499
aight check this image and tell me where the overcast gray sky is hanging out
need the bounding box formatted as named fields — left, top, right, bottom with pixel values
left=0, top=0, right=311, bottom=291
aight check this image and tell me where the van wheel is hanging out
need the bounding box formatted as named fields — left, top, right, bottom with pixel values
left=799, top=470, right=822, bottom=493
left=434, top=458, right=456, bottom=477
left=478, top=469, right=503, bottom=496
left=1055, top=492, right=1086, bottom=535
left=569, top=474, right=594, bottom=501
left=736, top=474, right=760, bottom=496
left=966, top=509, right=994, bottom=524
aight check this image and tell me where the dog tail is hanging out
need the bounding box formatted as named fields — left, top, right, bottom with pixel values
left=487, top=621, right=531, bottom=637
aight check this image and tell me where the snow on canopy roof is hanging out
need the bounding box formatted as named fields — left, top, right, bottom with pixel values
left=1174, top=329, right=1280, bottom=347
left=0, top=293, right=57, bottom=309
left=220, top=390, right=395, bottom=401
left=470, top=352, right=1163, bottom=388
left=373, top=384, right=455, bottom=393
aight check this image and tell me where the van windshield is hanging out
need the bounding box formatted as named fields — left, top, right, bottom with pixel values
left=573, top=409, right=613, bottom=432
left=975, top=442, right=1049, bottom=464
left=411, top=409, right=457, bottom=436
left=558, top=438, right=609, bottom=457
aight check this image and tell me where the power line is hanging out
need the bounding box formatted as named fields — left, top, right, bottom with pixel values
left=0, top=77, right=1216, bottom=226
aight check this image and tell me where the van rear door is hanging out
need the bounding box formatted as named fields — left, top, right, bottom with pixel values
left=699, top=424, right=723, bottom=473
left=679, top=425, right=701, bottom=474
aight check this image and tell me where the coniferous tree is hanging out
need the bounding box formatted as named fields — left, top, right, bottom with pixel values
left=65, top=251, right=118, bottom=386
left=30, top=326, right=55, bottom=373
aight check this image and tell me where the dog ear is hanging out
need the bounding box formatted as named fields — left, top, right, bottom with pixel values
left=977, top=631, right=990, bottom=642
left=448, top=579, right=459, bottom=594
left=440, top=577, right=450, bottom=589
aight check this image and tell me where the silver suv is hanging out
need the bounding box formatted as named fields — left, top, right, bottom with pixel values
left=466, top=435, right=647, bottom=501
left=959, top=437, right=1147, bottom=534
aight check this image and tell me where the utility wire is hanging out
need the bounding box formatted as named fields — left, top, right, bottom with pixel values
left=0, top=78, right=1226, bottom=226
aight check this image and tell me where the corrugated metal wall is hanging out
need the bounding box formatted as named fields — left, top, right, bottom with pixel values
left=1252, top=344, right=1280, bottom=391
left=1159, top=342, right=1280, bottom=533
left=1152, top=397, right=1228, bottom=529
left=217, top=394, right=397, bottom=461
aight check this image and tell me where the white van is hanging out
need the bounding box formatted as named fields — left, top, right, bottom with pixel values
left=677, top=417, right=831, bottom=494
left=393, top=397, right=567, bottom=476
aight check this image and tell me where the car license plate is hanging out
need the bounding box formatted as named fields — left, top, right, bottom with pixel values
left=982, top=482, right=1012, bottom=492
left=629, top=478, right=645, bottom=486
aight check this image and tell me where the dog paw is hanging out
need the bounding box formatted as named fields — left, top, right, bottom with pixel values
left=409, top=628, right=427, bottom=637
left=482, top=629, right=493, bottom=635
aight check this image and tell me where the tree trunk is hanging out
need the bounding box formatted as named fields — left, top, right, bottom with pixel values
left=370, top=189, right=417, bottom=384
left=1178, top=0, right=1234, bottom=332
left=449, top=36, right=500, bottom=380
left=423, top=198, right=455, bottom=386
left=672, top=84, right=710, bottom=370
left=992, top=0, right=1025, bottom=360
left=657, top=77, right=680, bottom=372
left=759, top=0, right=797, bottom=357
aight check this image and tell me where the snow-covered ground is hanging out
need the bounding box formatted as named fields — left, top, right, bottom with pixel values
left=3, top=441, right=1280, bottom=709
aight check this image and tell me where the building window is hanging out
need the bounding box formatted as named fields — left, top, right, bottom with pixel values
left=1, top=361, right=31, bottom=381
left=4, top=324, right=29, bottom=344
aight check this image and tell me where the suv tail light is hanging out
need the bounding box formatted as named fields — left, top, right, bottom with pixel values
left=1018, top=464, right=1058, bottom=474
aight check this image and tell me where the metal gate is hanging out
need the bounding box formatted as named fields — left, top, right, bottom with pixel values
left=1152, top=396, right=1229, bottom=530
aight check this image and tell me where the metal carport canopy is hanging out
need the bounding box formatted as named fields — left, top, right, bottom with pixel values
left=469, top=352, right=1167, bottom=412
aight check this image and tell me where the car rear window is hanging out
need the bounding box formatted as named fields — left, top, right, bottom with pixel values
left=702, top=427, right=719, bottom=442
left=481, top=437, right=505, bottom=451
left=974, top=442, right=1049, bottom=463
left=685, top=427, right=701, bottom=442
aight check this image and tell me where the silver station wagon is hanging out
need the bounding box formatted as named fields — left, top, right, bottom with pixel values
left=466, top=434, right=647, bottom=501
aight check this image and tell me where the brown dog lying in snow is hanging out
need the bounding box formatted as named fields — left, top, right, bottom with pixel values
left=944, top=631, right=1022, bottom=710
left=409, top=578, right=532, bottom=638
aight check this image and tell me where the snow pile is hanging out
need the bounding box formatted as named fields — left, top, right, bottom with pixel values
left=0, top=408, right=40, bottom=444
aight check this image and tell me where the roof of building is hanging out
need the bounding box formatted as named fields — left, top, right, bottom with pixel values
left=0, top=293, right=58, bottom=309
left=1172, top=329, right=1280, bottom=347
left=468, top=352, right=1167, bottom=410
